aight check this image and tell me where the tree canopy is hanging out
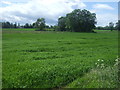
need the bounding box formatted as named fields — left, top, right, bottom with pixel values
left=58, top=9, right=97, bottom=32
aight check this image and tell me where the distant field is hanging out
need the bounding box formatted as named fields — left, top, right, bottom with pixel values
left=2, top=28, right=115, bottom=32
left=2, top=29, right=119, bottom=88
left=2, top=28, right=36, bottom=31
left=2, top=28, right=54, bottom=31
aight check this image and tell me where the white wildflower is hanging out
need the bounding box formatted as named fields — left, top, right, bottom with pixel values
left=101, top=64, right=105, bottom=68
left=95, top=63, right=97, bottom=65
left=115, top=59, right=118, bottom=62
left=97, top=65, right=99, bottom=67
left=101, top=63, right=104, bottom=66
left=98, top=59, right=100, bottom=61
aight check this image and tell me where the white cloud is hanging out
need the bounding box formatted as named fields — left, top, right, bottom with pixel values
left=89, top=10, right=96, bottom=13
left=0, top=0, right=117, bottom=26
left=88, top=9, right=117, bottom=26
left=96, top=13, right=117, bottom=26
left=73, top=0, right=86, bottom=8
left=82, top=0, right=119, bottom=2
left=1, top=1, right=12, bottom=5
left=91, top=3, right=117, bottom=26
left=0, top=0, right=86, bottom=25
left=93, top=4, right=114, bottom=10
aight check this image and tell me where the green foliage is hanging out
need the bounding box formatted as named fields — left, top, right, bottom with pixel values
left=2, top=30, right=118, bottom=88
left=58, top=9, right=96, bottom=32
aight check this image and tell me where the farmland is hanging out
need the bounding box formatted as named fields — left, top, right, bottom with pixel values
left=2, top=29, right=119, bottom=88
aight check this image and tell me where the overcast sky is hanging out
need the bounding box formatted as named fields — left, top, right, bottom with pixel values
left=0, top=0, right=119, bottom=26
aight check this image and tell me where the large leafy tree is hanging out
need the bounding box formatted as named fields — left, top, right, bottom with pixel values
left=58, top=9, right=96, bottom=32
left=35, top=18, right=45, bottom=30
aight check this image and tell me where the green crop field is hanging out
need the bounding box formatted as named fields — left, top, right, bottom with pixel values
left=2, top=28, right=54, bottom=31
left=2, top=29, right=119, bottom=88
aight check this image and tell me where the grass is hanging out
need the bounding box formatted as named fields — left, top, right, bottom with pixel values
left=2, top=29, right=118, bottom=88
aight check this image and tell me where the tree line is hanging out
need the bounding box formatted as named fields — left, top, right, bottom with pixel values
left=1, top=9, right=120, bottom=32
left=1, top=22, right=32, bottom=28
left=1, top=21, right=55, bottom=29
left=96, top=22, right=119, bottom=31
left=1, top=22, right=35, bottom=28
